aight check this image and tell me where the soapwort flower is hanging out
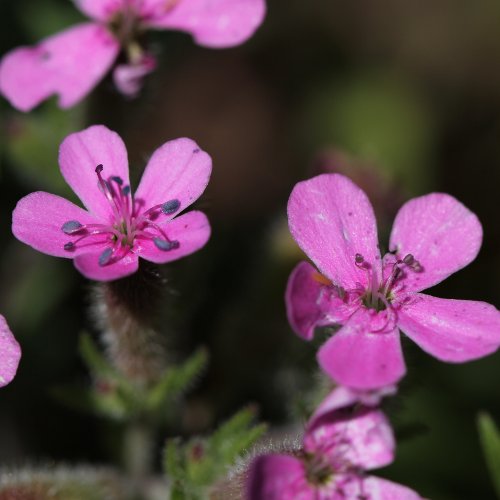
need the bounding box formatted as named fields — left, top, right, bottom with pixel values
left=0, top=315, right=21, bottom=388
left=287, top=174, right=500, bottom=389
left=247, top=386, right=421, bottom=500
left=0, top=0, right=266, bottom=110
left=12, top=125, right=211, bottom=281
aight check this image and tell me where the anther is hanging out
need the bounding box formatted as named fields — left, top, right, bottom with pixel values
left=111, top=176, right=123, bottom=185
left=98, top=248, right=113, bottom=266
left=64, top=242, right=75, bottom=251
left=153, top=238, right=179, bottom=251
left=161, top=199, right=181, bottom=215
left=355, top=253, right=364, bottom=264
left=95, top=164, right=103, bottom=174
left=122, top=185, right=131, bottom=196
left=61, top=220, right=83, bottom=234
left=403, top=254, right=414, bottom=266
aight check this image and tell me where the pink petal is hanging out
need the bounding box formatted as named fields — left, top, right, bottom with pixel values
left=0, top=23, right=119, bottom=111
left=397, top=293, right=500, bottom=362
left=347, top=476, right=422, bottom=500
left=59, top=125, right=130, bottom=217
left=288, top=174, right=381, bottom=291
left=247, top=454, right=313, bottom=500
left=305, top=405, right=395, bottom=471
left=309, top=386, right=397, bottom=427
left=135, top=210, right=210, bottom=264
left=112, top=53, right=156, bottom=97
left=0, top=315, right=21, bottom=388
left=74, top=251, right=139, bottom=281
left=134, top=138, right=211, bottom=215
left=12, top=192, right=106, bottom=258
left=317, top=311, right=406, bottom=389
left=389, top=193, right=482, bottom=292
left=143, top=0, right=266, bottom=48
left=75, top=0, right=125, bottom=20
left=286, top=261, right=340, bottom=341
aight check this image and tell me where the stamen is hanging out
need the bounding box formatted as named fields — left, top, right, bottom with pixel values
left=98, top=247, right=113, bottom=266
left=355, top=253, right=364, bottom=265
left=153, top=238, right=179, bottom=251
left=64, top=242, right=75, bottom=251
left=111, top=176, right=123, bottom=185
left=403, top=254, right=414, bottom=265
left=122, top=185, right=131, bottom=196
left=61, top=220, right=83, bottom=234
left=161, top=199, right=181, bottom=215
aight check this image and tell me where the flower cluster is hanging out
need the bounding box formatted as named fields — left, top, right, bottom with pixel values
left=0, top=0, right=266, bottom=109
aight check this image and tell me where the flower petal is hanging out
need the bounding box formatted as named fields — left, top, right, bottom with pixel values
left=59, top=125, right=130, bottom=217
left=342, top=476, right=422, bottom=500
left=286, top=261, right=335, bottom=340
left=74, top=0, right=124, bottom=21
left=317, top=311, right=406, bottom=389
left=398, top=293, right=500, bottom=362
left=389, top=193, right=482, bottom=292
left=135, top=210, right=210, bottom=264
left=74, top=251, right=139, bottom=281
left=143, top=0, right=266, bottom=48
left=305, top=405, right=395, bottom=470
left=134, top=138, right=211, bottom=215
left=0, top=315, right=21, bottom=388
left=247, top=454, right=313, bottom=500
left=288, top=174, right=381, bottom=290
left=0, top=23, right=119, bottom=112
left=12, top=192, right=105, bottom=258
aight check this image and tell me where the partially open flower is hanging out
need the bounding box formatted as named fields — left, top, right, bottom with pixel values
left=0, top=0, right=267, bottom=110
left=12, top=125, right=212, bottom=281
left=247, top=386, right=421, bottom=499
left=286, top=173, right=500, bottom=389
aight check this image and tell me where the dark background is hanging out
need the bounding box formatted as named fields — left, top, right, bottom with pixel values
left=2, top=1, right=500, bottom=498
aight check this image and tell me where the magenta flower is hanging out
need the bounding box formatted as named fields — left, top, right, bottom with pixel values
left=247, top=386, right=421, bottom=500
left=286, top=174, right=500, bottom=389
left=0, top=0, right=266, bottom=111
left=12, top=125, right=211, bottom=281
left=0, top=315, right=21, bottom=388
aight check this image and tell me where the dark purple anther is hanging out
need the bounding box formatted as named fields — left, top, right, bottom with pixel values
left=122, top=186, right=131, bottom=196
left=161, top=199, right=181, bottom=215
left=95, top=164, right=103, bottom=173
left=61, top=220, right=83, bottom=234
left=154, top=238, right=179, bottom=251
left=355, top=253, right=364, bottom=264
left=403, top=254, right=415, bottom=266
left=98, top=247, right=113, bottom=266
left=111, top=176, right=123, bottom=185
left=64, top=242, right=75, bottom=251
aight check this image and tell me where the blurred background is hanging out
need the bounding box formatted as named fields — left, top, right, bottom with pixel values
left=2, top=0, right=500, bottom=498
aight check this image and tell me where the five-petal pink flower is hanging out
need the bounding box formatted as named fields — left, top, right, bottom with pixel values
left=0, top=314, right=21, bottom=388
left=247, top=386, right=421, bottom=500
left=12, top=125, right=212, bottom=281
left=0, top=0, right=266, bottom=111
left=286, top=173, right=500, bottom=389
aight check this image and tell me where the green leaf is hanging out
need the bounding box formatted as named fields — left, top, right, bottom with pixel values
left=478, top=412, right=500, bottom=498
left=147, top=348, right=208, bottom=413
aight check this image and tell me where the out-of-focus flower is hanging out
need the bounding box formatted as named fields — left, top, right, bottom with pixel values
left=0, top=0, right=266, bottom=110
left=0, top=314, right=21, bottom=387
left=286, top=173, right=500, bottom=389
left=247, top=386, right=421, bottom=499
left=12, top=125, right=211, bottom=281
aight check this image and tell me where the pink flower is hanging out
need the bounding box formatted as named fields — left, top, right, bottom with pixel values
left=12, top=125, right=211, bottom=281
left=286, top=174, right=500, bottom=389
left=0, top=0, right=266, bottom=111
left=0, top=315, right=21, bottom=388
left=247, top=387, right=421, bottom=500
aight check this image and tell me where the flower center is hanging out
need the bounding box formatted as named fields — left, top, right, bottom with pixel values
left=304, top=453, right=334, bottom=486
left=61, top=164, right=182, bottom=266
